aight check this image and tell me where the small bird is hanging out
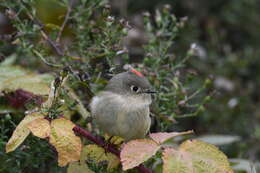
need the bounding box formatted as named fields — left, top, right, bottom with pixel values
left=90, top=69, right=155, bottom=141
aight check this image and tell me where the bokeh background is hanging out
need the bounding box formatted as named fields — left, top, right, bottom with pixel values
left=0, top=0, right=260, bottom=172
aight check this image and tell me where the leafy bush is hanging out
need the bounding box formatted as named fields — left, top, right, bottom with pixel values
left=1, top=0, right=257, bottom=172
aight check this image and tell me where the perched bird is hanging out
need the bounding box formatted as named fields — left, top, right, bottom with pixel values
left=90, top=69, right=155, bottom=141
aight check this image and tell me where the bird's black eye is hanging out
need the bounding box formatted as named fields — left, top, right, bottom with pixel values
left=131, top=85, right=139, bottom=92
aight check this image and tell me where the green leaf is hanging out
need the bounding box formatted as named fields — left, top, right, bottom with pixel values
left=0, top=65, right=53, bottom=95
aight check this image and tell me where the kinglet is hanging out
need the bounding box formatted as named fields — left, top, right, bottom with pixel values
left=90, top=69, right=155, bottom=141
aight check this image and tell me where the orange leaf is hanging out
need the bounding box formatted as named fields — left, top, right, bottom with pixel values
left=49, top=118, right=82, bottom=167
left=120, top=139, right=160, bottom=170
left=5, top=112, right=44, bottom=153
left=27, top=118, right=50, bottom=138
left=149, top=130, right=193, bottom=144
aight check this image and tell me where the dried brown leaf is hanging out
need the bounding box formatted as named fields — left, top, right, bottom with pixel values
left=121, top=139, right=160, bottom=170
left=49, top=118, right=82, bottom=167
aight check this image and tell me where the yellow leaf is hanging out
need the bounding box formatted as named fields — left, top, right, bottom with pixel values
left=81, top=144, right=120, bottom=170
left=49, top=118, right=82, bottom=167
left=120, top=139, right=160, bottom=170
left=104, top=134, right=124, bottom=145
left=6, top=112, right=44, bottom=153
left=149, top=130, right=193, bottom=144
left=27, top=118, right=50, bottom=138
left=162, top=139, right=234, bottom=173
left=67, top=162, right=94, bottom=173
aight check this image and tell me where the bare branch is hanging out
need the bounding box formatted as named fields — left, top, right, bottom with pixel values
left=56, top=0, right=73, bottom=43
left=21, top=1, right=64, bottom=56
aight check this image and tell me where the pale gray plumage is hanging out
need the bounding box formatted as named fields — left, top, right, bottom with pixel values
left=90, top=71, right=154, bottom=141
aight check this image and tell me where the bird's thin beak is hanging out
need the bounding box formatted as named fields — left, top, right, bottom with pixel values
left=143, top=89, right=157, bottom=94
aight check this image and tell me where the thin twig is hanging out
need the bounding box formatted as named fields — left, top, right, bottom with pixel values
left=39, top=30, right=64, bottom=56
left=173, top=54, right=192, bottom=71
left=56, top=0, right=73, bottom=43
left=32, top=50, right=63, bottom=67
left=73, top=126, right=154, bottom=173
left=63, top=85, right=91, bottom=119
left=21, top=1, right=64, bottom=56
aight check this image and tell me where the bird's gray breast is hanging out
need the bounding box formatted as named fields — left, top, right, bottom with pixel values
left=90, top=91, right=151, bottom=140
left=116, top=106, right=151, bottom=140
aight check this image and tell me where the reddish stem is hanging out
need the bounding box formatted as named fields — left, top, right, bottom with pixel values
left=73, top=125, right=153, bottom=173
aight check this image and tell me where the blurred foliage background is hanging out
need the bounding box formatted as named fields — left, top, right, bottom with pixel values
left=0, top=0, right=260, bottom=172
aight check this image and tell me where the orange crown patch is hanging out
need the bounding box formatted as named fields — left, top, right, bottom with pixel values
left=130, top=69, right=144, bottom=77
